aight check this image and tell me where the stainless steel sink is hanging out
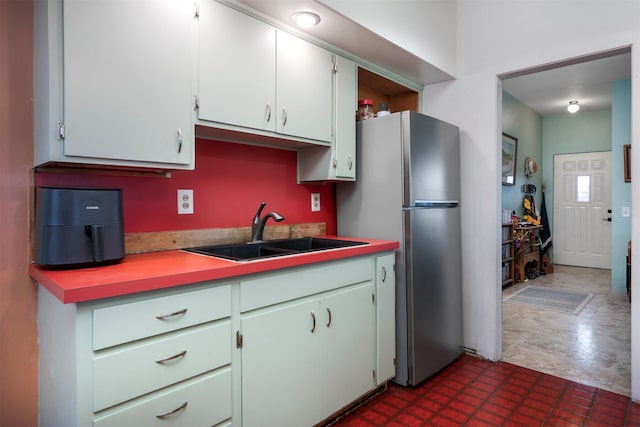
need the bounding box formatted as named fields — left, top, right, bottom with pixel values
left=266, top=237, right=367, bottom=252
left=184, top=237, right=367, bottom=261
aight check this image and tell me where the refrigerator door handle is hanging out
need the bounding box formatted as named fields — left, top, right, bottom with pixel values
left=413, top=200, right=460, bottom=208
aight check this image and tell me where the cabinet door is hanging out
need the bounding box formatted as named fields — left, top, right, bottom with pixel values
left=241, top=298, right=322, bottom=427
left=198, top=0, right=276, bottom=132
left=334, top=55, right=357, bottom=179
left=63, top=0, right=194, bottom=165
left=276, top=30, right=333, bottom=143
left=375, top=253, right=396, bottom=384
left=320, top=283, right=374, bottom=419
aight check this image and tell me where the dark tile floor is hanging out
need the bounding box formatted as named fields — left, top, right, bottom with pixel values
left=329, top=354, right=640, bottom=426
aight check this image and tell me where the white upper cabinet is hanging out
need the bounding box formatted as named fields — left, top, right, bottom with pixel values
left=333, top=56, right=357, bottom=179
left=275, top=29, right=333, bottom=143
left=197, top=0, right=334, bottom=145
left=34, top=0, right=196, bottom=170
left=198, top=0, right=276, bottom=132
left=298, top=55, right=356, bottom=182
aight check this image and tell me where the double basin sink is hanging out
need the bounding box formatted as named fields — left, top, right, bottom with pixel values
left=184, top=237, right=367, bottom=262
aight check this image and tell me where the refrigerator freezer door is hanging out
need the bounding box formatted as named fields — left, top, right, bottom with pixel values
left=404, top=205, right=463, bottom=385
left=403, top=112, right=460, bottom=206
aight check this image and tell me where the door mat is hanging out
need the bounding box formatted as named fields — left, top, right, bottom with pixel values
left=503, top=286, right=594, bottom=315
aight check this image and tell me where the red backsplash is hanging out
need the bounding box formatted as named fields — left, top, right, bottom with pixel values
left=35, top=139, right=337, bottom=234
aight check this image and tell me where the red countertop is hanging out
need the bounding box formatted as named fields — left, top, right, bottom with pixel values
left=30, top=236, right=399, bottom=304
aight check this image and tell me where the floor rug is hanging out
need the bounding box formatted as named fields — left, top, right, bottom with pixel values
left=503, top=285, right=594, bottom=315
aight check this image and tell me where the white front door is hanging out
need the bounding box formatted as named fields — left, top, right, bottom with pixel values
left=553, top=151, right=612, bottom=269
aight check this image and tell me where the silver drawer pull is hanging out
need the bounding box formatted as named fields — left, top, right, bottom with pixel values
left=155, top=350, right=187, bottom=364
left=155, top=308, right=187, bottom=320
left=155, top=401, right=188, bottom=419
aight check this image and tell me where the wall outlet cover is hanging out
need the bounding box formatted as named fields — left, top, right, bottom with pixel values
left=311, top=193, right=320, bottom=212
left=178, top=189, right=194, bottom=214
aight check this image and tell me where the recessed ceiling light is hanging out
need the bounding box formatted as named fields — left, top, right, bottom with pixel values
left=291, top=11, right=321, bottom=28
left=567, top=100, right=580, bottom=113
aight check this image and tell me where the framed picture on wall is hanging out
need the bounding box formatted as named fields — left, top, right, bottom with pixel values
left=502, top=133, right=518, bottom=186
left=624, top=144, right=631, bottom=182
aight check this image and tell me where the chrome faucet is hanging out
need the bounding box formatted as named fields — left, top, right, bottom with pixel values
left=251, top=202, right=285, bottom=242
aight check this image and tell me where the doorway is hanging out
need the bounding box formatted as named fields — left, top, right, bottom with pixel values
left=499, top=48, right=631, bottom=395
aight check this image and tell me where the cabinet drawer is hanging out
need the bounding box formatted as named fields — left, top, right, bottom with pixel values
left=93, top=321, right=231, bottom=412
left=93, top=285, right=231, bottom=350
left=94, top=369, right=232, bottom=427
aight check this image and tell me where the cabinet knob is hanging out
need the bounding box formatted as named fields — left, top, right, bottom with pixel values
left=347, top=154, right=353, bottom=170
left=310, top=311, right=316, bottom=333
left=381, top=266, right=387, bottom=283
left=326, top=306, right=332, bottom=328
left=282, top=107, right=287, bottom=127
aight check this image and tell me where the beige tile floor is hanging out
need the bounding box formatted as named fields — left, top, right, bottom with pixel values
left=501, top=264, right=631, bottom=396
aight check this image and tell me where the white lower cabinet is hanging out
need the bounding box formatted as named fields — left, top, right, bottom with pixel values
left=375, top=253, right=396, bottom=385
left=37, top=283, right=233, bottom=427
left=239, top=257, right=379, bottom=427
left=241, top=283, right=373, bottom=426
left=241, top=297, right=323, bottom=426
left=37, top=252, right=395, bottom=427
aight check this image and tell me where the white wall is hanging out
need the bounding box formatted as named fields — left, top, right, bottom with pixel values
left=320, top=0, right=457, bottom=76
left=423, top=1, right=640, bottom=401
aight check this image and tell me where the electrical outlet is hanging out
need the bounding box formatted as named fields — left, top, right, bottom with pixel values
left=178, top=189, right=194, bottom=214
left=311, top=193, right=320, bottom=212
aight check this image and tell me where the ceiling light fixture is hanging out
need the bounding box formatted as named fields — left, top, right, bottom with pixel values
left=567, top=100, right=580, bottom=113
left=291, top=11, right=321, bottom=28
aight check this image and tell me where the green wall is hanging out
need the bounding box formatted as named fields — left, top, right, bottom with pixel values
left=611, top=79, right=632, bottom=294
left=501, top=91, right=543, bottom=217
left=541, top=110, right=612, bottom=233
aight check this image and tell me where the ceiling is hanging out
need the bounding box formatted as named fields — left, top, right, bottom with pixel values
left=501, top=52, right=631, bottom=116
left=232, top=1, right=630, bottom=116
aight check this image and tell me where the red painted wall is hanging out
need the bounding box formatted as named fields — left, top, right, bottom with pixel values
left=35, top=139, right=337, bottom=234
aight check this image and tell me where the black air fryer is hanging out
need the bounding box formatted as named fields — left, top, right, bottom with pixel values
left=35, top=187, right=125, bottom=268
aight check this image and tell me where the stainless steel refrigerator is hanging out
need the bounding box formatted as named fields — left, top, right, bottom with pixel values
left=337, top=110, right=462, bottom=386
